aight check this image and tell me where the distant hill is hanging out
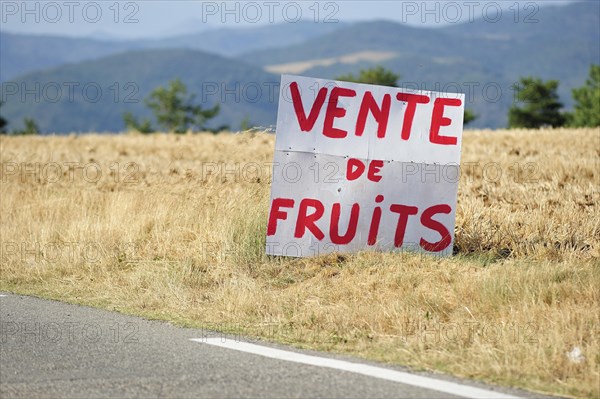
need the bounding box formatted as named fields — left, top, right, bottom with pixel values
left=0, top=33, right=134, bottom=83
left=142, top=21, right=345, bottom=57
left=245, top=20, right=456, bottom=66
left=0, top=22, right=345, bottom=82
left=245, top=3, right=599, bottom=71
left=241, top=2, right=600, bottom=128
left=1, top=49, right=279, bottom=133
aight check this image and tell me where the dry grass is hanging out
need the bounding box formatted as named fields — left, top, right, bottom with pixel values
left=1, top=128, right=599, bottom=398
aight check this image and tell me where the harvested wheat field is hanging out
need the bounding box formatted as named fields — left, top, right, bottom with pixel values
left=1, top=128, right=599, bottom=398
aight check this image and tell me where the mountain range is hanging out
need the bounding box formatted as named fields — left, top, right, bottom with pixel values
left=0, top=21, right=343, bottom=82
left=1, top=1, right=598, bottom=133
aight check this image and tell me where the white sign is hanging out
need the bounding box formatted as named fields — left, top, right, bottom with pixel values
left=267, top=74, right=464, bottom=257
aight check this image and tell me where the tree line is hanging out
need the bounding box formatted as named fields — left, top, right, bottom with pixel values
left=1, top=64, right=597, bottom=135
left=335, top=64, right=600, bottom=129
left=0, top=104, right=40, bottom=135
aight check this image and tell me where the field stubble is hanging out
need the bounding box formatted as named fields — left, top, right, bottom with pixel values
left=1, top=128, right=599, bottom=398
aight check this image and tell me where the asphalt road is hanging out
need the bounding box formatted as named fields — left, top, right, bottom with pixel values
left=0, top=293, right=554, bottom=399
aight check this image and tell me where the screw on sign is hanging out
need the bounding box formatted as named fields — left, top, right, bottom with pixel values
left=267, top=75, right=465, bottom=257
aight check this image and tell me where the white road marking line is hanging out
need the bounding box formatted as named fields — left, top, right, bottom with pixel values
left=191, top=338, right=522, bottom=399
left=0, top=294, right=7, bottom=297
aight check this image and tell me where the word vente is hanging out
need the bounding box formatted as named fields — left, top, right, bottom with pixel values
left=289, top=81, right=460, bottom=145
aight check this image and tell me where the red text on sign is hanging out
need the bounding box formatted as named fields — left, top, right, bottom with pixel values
left=289, top=81, right=462, bottom=145
left=267, top=197, right=452, bottom=252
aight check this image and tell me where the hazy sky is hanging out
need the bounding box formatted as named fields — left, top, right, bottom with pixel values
left=1, top=0, right=574, bottom=39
